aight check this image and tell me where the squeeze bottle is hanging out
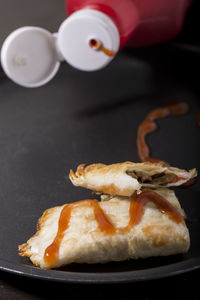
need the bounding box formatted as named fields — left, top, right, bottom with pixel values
left=1, top=0, right=193, bottom=87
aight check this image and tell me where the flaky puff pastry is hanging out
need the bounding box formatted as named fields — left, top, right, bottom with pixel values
left=19, top=188, right=189, bottom=269
left=69, top=162, right=197, bottom=197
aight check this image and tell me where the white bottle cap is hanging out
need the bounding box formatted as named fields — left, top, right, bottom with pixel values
left=1, top=27, right=61, bottom=88
left=1, top=9, right=120, bottom=87
left=58, top=9, right=120, bottom=71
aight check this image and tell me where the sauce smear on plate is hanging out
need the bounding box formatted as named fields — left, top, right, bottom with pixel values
left=137, top=101, right=189, bottom=164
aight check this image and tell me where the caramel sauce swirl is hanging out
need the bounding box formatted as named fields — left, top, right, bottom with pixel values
left=137, top=102, right=189, bottom=165
left=44, top=191, right=184, bottom=267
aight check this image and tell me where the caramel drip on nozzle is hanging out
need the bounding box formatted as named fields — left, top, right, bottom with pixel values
left=88, top=38, right=116, bottom=57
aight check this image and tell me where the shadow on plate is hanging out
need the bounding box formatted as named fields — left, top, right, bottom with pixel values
left=55, top=254, right=185, bottom=273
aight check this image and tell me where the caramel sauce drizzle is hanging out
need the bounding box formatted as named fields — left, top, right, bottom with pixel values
left=88, top=39, right=116, bottom=57
left=129, top=191, right=184, bottom=226
left=137, top=102, right=189, bottom=165
left=44, top=199, right=115, bottom=266
left=196, top=110, right=200, bottom=126
left=44, top=191, right=184, bottom=266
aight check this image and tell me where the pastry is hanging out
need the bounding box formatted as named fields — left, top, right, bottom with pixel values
left=19, top=188, right=189, bottom=269
left=69, top=161, right=196, bottom=197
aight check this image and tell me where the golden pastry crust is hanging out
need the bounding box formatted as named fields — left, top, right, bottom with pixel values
left=19, top=188, right=189, bottom=269
left=69, top=161, right=197, bottom=197
left=18, top=206, right=60, bottom=267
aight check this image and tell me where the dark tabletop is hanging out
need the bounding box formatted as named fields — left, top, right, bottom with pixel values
left=0, top=1, right=200, bottom=299
left=0, top=269, right=200, bottom=300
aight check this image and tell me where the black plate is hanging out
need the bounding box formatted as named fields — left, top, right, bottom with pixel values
left=0, top=43, right=200, bottom=283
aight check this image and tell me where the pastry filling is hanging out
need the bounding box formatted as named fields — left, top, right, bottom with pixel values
left=126, top=170, right=177, bottom=186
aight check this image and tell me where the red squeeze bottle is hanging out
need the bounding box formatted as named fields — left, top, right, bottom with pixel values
left=66, top=0, right=193, bottom=48
left=0, top=0, right=193, bottom=88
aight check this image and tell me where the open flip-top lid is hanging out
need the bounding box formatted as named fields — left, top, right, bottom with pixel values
left=1, top=27, right=61, bottom=88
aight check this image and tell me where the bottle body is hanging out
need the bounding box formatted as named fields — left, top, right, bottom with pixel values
left=66, top=0, right=193, bottom=48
